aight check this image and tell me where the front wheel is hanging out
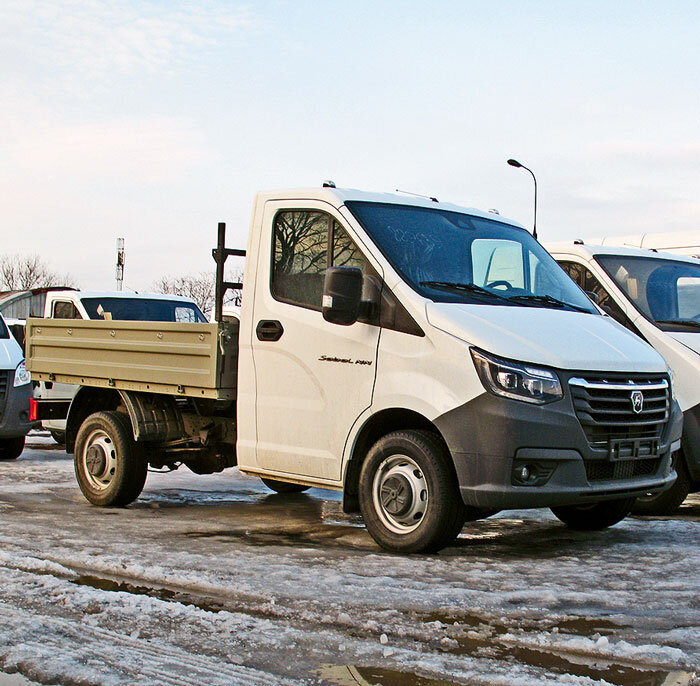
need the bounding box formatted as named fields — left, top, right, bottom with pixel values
left=0, top=436, right=25, bottom=460
left=632, top=454, right=690, bottom=515
left=74, top=411, right=147, bottom=507
left=551, top=497, right=637, bottom=530
left=359, top=430, right=465, bottom=553
left=261, top=478, right=310, bottom=494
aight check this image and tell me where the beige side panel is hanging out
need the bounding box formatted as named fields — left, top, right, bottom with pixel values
left=26, top=319, right=237, bottom=400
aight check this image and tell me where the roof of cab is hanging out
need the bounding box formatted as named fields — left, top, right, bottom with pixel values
left=546, top=241, right=700, bottom=265
left=255, top=187, right=526, bottom=229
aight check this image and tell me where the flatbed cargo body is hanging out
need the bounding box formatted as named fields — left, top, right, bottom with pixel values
left=26, top=319, right=238, bottom=401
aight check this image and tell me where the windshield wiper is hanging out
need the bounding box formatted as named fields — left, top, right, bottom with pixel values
left=420, top=281, right=511, bottom=303
left=655, top=319, right=700, bottom=330
left=507, top=294, right=591, bottom=313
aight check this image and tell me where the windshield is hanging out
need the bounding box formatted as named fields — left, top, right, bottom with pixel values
left=345, top=202, right=597, bottom=313
left=81, top=298, right=207, bottom=323
left=596, top=255, right=700, bottom=331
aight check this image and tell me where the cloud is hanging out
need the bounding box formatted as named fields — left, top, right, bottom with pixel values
left=1, top=0, right=255, bottom=80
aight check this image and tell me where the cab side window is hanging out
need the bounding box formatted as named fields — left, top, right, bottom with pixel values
left=53, top=301, right=81, bottom=319
left=558, top=261, right=631, bottom=327
left=272, top=210, right=365, bottom=310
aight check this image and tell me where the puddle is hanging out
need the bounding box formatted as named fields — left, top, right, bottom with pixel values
left=419, top=610, right=691, bottom=686
left=318, top=664, right=458, bottom=686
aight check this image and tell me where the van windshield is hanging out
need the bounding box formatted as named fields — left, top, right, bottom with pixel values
left=596, top=255, right=700, bottom=332
left=80, top=298, right=207, bottom=323
left=346, top=201, right=596, bottom=313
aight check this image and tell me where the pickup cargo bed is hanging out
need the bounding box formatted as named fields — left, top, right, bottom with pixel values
left=26, top=319, right=238, bottom=400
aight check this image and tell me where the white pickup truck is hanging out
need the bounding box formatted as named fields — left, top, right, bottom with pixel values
left=549, top=242, right=700, bottom=514
left=27, top=187, right=683, bottom=553
left=38, top=290, right=206, bottom=442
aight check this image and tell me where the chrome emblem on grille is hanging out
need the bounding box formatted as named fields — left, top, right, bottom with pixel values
left=631, top=390, right=644, bottom=414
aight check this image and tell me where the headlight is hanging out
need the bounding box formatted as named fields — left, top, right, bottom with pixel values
left=470, top=348, right=563, bottom=404
left=667, top=366, right=676, bottom=402
left=13, top=360, right=31, bottom=387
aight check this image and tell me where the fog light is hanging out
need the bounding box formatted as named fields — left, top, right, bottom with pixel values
left=518, top=465, right=531, bottom=481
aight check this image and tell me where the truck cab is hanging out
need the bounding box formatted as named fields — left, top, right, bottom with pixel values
left=548, top=242, right=700, bottom=513
left=27, top=188, right=683, bottom=553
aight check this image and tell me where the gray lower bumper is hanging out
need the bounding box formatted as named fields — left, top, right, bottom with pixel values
left=434, top=383, right=684, bottom=511
left=0, top=382, right=35, bottom=438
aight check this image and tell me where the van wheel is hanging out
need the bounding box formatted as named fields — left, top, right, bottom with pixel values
left=0, top=436, right=25, bottom=460
left=632, top=453, right=690, bottom=515
left=359, top=430, right=465, bottom=553
left=74, top=412, right=147, bottom=507
left=261, top=478, right=310, bottom=494
left=50, top=430, right=66, bottom=445
left=551, top=497, right=637, bottom=530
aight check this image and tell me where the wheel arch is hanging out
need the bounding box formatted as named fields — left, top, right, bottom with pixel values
left=66, top=388, right=123, bottom=453
left=342, top=407, right=450, bottom=513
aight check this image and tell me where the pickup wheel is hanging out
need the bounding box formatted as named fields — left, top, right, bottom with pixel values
left=261, top=478, right=310, bottom=494
left=50, top=430, right=66, bottom=445
left=359, top=430, right=465, bottom=553
left=74, top=411, right=147, bottom=507
left=0, top=436, right=25, bottom=460
left=550, top=497, right=637, bottom=530
left=632, top=452, right=690, bottom=516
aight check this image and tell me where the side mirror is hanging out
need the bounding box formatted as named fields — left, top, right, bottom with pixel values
left=323, top=266, right=363, bottom=325
left=584, top=291, right=600, bottom=304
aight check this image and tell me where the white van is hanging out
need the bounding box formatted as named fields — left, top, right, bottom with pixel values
left=0, top=313, right=33, bottom=459
left=548, top=242, right=700, bottom=513
left=39, top=291, right=206, bottom=442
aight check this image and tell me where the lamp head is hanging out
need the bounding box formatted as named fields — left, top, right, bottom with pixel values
left=507, top=158, right=522, bottom=168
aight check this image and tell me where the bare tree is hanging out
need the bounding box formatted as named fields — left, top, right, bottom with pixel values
left=0, top=254, right=77, bottom=291
left=154, top=269, right=243, bottom=315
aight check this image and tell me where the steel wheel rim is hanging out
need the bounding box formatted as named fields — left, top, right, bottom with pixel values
left=372, top=454, right=428, bottom=535
left=81, top=429, right=117, bottom=491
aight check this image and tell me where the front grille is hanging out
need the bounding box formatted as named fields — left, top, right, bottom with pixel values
left=0, top=369, right=9, bottom=418
left=585, top=457, right=661, bottom=482
left=570, top=375, right=669, bottom=448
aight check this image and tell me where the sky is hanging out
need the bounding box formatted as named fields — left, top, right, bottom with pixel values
left=1, top=0, right=699, bottom=291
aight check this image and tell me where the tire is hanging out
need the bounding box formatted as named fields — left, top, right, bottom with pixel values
left=0, top=436, right=25, bottom=460
left=261, top=478, right=310, bottom=494
left=551, top=497, right=637, bottom=531
left=74, top=411, right=147, bottom=507
left=632, top=453, right=691, bottom=515
left=358, top=430, right=465, bottom=553
left=50, top=430, right=66, bottom=445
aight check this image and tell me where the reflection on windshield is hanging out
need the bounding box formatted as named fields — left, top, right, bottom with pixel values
left=596, top=255, right=700, bottom=331
left=81, top=298, right=206, bottom=322
left=346, top=201, right=597, bottom=313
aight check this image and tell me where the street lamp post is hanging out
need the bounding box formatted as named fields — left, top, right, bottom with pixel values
left=507, top=158, right=538, bottom=240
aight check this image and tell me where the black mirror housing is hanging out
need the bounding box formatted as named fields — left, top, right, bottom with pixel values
left=323, top=266, right=363, bottom=325
left=584, top=291, right=600, bottom=305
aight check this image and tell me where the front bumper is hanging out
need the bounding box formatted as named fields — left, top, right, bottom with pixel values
left=0, top=380, right=36, bottom=438
left=434, top=383, right=683, bottom=510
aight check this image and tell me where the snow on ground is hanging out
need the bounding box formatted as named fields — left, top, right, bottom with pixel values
left=0, top=432, right=698, bottom=685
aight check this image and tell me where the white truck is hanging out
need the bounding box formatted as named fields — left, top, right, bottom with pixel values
left=27, top=187, right=683, bottom=553
left=38, top=290, right=206, bottom=442
left=549, top=242, right=700, bottom=513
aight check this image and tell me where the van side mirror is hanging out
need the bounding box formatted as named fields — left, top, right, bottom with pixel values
left=323, top=266, right=363, bottom=325
left=585, top=291, right=600, bottom=305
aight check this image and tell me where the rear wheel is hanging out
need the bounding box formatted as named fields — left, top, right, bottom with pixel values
left=551, top=497, right=636, bottom=530
left=0, top=436, right=25, bottom=460
left=74, top=411, right=147, bottom=506
left=261, top=478, right=310, bottom=494
left=359, top=430, right=465, bottom=553
left=50, top=430, right=66, bottom=445
left=632, top=453, right=690, bottom=515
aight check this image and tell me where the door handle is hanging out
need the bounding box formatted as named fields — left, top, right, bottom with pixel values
left=256, top=319, right=284, bottom=342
